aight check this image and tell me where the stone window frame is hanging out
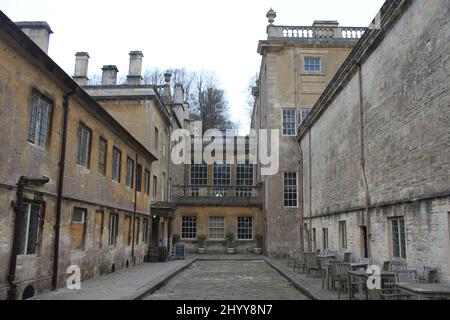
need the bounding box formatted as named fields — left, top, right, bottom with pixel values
left=144, top=168, right=150, bottom=195
left=136, top=163, right=143, bottom=192
left=208, top=216, right=225, bottom=241
left=303, top=57, right=322, bottom=73
left=152, top=175, right=158, bottom=198
left=181, top=216, right=197, bottom=240
left=112, top=146, right=122, bottom=183
left=27, top=89, right=54, bottom=149
left=18, top=201, right=44, bottom=256
left=300, top=108, right=312, bottom=123
left=237, top=216, right=253, bottom=241
left=190, top=162, right=208, bottom=186
left=76, top=122, right=92, bottom=168
left=281, top=108, right=297, bottom=136
left=388, top=216, right=407, bottom=260
left=339, top=221, right=348, bottom=249
left=236, top=160, right=254, bottom=187
left=71, top=207, right=88, bottom=251
left=322, top=227, right=329, bottom=250
left=108, top=211, right=119, bottom=246
left=126, top=156, right=135, bottom=188
left=283, top=172, right=298, bottom=208
left=98, top=136, right=108, bottom=176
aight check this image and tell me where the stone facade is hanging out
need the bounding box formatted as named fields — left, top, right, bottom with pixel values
left=299, top=0, right=450, bottom=282
left=251, top=16, right=364, bottom=257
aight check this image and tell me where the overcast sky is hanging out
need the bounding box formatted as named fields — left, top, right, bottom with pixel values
left=1, top=0, right=385, bottom=133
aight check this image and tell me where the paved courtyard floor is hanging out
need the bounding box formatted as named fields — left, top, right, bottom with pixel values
left=144, top=259, right=309, bottom=300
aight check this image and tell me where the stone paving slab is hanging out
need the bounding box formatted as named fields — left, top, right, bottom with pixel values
left=32, top=259, right=194, bottom=300
left=265, top=258, right=347, bottom=300
left=144, top=259, right=309, bottom=300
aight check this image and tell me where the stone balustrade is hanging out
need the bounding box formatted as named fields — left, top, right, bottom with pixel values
left=267, top=25, right=366, bottom=40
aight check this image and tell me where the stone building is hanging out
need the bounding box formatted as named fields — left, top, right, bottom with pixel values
left=298, top=0, right=450, bottom=282
left=251, top=9, right=365, bottom=256
left=0, top=12, right=176, bottom=299
left=171, top=136, right=263, bottom=254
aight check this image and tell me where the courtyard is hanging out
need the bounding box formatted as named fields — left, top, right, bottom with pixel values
left=143, top=260, right=309, bottom=300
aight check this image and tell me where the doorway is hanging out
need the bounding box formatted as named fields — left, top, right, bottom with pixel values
left=360, top=226, right=368, bottom=258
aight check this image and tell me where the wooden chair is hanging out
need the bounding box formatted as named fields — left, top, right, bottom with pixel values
left=419, top=266, right=438, bottom=283
left=328, top=259, right=343, bottom=291
left=287, top=249, right=295, bottom=267
left=335, top=263, right=355, bottom=299
left=395, top=270, right=417, bottom=284
left=343, top=252, right=352, bottom=263
left=293, top=251, right=305, bottom=273
left=304, top=253, right=320, bottom=278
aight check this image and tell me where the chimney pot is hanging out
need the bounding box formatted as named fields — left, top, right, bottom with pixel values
left=15, top=21, right=53, bottom=53
left=127, top=50, right=144, bottom=85
left=101, top=65, right=119, bottom=86
left=73, top=52, right=90, bottom=86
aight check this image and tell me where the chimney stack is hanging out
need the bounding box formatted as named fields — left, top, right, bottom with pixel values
left=15, top=21, right=53, bottom=54
left=126, top=51, right=143, bottom=85
left=73, top=52, right=90, bottom=86
left=101, top=65, right=119, bottom=85
left=174, top=84, right=184, bottom=104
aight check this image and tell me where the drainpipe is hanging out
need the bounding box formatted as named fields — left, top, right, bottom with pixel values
left=131, top=153, right=138, bottom=266
left=357, top=63, right=371, bottom=258
left=296, top=142, right=304, bottom=252
left=52, top=90, right=76, bottom=290
left=308, top=127, right=313, bottom=252
left=8, top=176, right=49, bottom=300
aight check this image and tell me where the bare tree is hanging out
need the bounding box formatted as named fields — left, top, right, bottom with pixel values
left=245, top=73, right=259, bottom=118
left=142, top=67, right=235, bottom=131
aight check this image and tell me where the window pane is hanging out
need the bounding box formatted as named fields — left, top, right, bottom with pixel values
left=126, top=157, right=134, bottom=187
left=136, top=164, right=142, bottom=192
left=208, top=217, right=225, bottom=240
left=181, top=216, right=197, bottom=239
left=112, top=148, right=121, bottom=182
left=392, top=219, right=400, bottom=258
left=28, top=94, right=39, bottom=143
left=98, top=138, right=107, bottom=175
left=191, top=162, right=208, bottom=186
left=283, top=172, right=298, bottom=207
left=237, top=217, right=253, bottom=240
left=282, top=109, right=296, bottom=136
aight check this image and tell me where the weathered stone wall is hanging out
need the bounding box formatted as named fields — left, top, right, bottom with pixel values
left=0, top=27, right=156, bottom=299
left=255, top=40, right=355, bottom=257
left=300, top=0, right=450, bottom=281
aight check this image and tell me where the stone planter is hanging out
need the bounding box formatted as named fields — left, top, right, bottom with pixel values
left=254, top=248, right=263, bottom=255
left=226, top=248, right=236, bottom=254
left=197, top=247, right=206, bottom=254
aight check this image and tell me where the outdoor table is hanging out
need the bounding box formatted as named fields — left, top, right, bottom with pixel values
left=350, top=263, right=368, bottom=270
left=348, top=270, right=395, bottom=300
left=395, top=283, right=450, bottom=300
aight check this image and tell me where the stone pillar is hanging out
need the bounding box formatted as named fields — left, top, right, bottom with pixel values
left=101, top=65, right=119, bottom=85
left=126, top=51, right=143, bottom=85
left=73, top=52, right=89, bottom=86
left=15, top=21, right=53, bottom=53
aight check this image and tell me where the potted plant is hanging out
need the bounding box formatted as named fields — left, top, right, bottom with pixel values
left=197, top=234, right=207, bottom=254
left=172, top=234, right=180, bottom=246
left=254, top=234, right=263, bottom=255
left=226, top=232, right=236, bottom=254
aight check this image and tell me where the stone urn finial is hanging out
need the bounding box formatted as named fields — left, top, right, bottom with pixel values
left=266, top=8, right=276, bottom=24
left=164, top=70, right=172, bottom=83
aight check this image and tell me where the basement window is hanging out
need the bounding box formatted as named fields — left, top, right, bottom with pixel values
left=108, top=212, right=119, bottom=246
left=71, top=208, right=87, bottom=250
left=19, top=203, right=42, bottom=255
